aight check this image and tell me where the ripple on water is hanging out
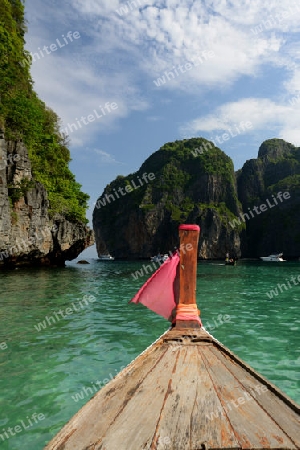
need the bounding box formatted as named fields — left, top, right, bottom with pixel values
left=0, top=260, right=299, bottom=449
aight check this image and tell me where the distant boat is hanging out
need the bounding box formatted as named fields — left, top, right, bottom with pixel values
left=225, top=259, right=236, bottom=265
left=98, top=254, right=115, bottom=261
left=150, top=253, right=169, bottom=263
left=260, top=253, right=286, bottom=262
left=225, top=253, right=236, bottom=265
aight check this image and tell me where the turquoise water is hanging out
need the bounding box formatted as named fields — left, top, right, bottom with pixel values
left=0, top=260, right=299, bottom=449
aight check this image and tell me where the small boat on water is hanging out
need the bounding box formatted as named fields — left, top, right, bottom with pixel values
left=260, top=253, right=286, bottom=262
left=45, top=226, right=299, bottom=449
left=98, top=254, right=115, bottom=261
left=225, top=258, right=236, bottom=265
left=225, top=252, right=236, bottom=265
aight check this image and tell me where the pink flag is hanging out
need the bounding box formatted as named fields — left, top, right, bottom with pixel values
left=130, top=253, right=180, bottom=321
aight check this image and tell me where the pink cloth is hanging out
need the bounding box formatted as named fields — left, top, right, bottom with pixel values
left=130, top=253, right=180, bottom=320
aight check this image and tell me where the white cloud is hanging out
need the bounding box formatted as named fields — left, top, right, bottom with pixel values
left=27, top=39, right=148, bottom=147
left=69, top=0, right=292, bottom=94
left=24, top=0, right=300, bottom=150
left=93, top=149, right=124, bottom=165
left=181, top=97, right=300, bottom=146
left=24, top=1, right=150, bottom=149
left=284, top=67, right=300, bottom=95
left=146, top=116, right=161, bottom=121
left=72, top=0, right=118, bottom=15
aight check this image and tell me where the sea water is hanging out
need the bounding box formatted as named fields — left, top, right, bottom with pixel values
left=0, top=260, right=299, bottom=449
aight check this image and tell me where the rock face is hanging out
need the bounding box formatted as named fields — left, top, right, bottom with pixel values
left=237, top=138, right=300, bottom=258
left=93, top=138, right=242, bottom=259
left=0, top=136, right=94, bottom=267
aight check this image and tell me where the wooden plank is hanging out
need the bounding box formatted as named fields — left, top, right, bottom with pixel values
left=97, top=343, right=180, bottom=449
left=191, top=345, right=241, bottom=449
left=202, top=346, right=297, bottom=449
left=208, top=337, right=300, bottom=414
left=45, top=328, right=300, bottom=450
left=44, top=216, right=300, bottom=450
left=157, top=344, right=240, bottom=449
left=210, top=345, right=300, bottom=447
left=45, top=342, right=168, bottom=450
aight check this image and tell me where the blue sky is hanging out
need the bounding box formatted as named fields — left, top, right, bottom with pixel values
left=23, top=0, right=300, bottom=257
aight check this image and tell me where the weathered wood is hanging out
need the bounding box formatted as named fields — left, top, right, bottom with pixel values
left=157, top=344, right=240, bottom=449
left=190, top=347, right=239, bottom=449
left=202, top=346, right=296, bottom=448
left=45, top=343, right=169, bottom=449
left=98, top=345, right=177, bottom=449
left=176, top=224, right=201, bottom=329
left=210, top=345, right=300, bottom=447
left=44, top=224, right=300, bottom=449
left=178, top=224, right=200, bottom=306
left=44, top=328, right=300, bottom=450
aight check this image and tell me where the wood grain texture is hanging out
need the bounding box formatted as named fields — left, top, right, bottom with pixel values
left=43, top=226, right=300, bottom=449
left=210, top=345, right=300, bottom=447
left=178, top=226, right=199, bottom=306
left=44, top=328, right=300, bottom=450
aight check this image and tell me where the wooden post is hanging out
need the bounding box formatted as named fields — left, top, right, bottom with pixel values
left=175, top=224, right=201, bottom=329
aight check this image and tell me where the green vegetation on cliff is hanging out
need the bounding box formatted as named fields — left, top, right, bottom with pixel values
left=153, top=138, right=240, bottom=218
left=93, top=138, right=242, bottom=258
left=96, top=138, right=239, bottom=226
left=238, top=138, right=300, bottom=257
left=0, top=0, right=89, bottom=223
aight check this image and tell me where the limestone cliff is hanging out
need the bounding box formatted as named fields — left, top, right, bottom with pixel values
left=0, top=135, right=94, bottom=267
left=237, top=138, right=300, bottom=258
left=93, top=138, right=242, bottom=259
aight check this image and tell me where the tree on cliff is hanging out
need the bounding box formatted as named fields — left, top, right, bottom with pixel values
left=0, top=0, right=89, bottom=223
left=93, top=138, right=243, bottom=259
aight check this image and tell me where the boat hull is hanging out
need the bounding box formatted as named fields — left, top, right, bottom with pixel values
left=44, top=327, right=300, bottom=449
left=260, top=257, right=285, bottom=262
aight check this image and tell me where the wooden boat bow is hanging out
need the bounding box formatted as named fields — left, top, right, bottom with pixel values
left=45, top=225, right=300, bottom=449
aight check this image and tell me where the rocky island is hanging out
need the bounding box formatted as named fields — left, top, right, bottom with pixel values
left=93, top=138, right=242, bottom=259
left=237, top=138, right=300, bottom=258
left=93, top=138, right=300, bottom=259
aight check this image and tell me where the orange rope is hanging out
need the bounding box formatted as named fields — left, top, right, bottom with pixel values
left=175, top=303, right=202, bottom=324
left=176, top=304, right=200, bottom=316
